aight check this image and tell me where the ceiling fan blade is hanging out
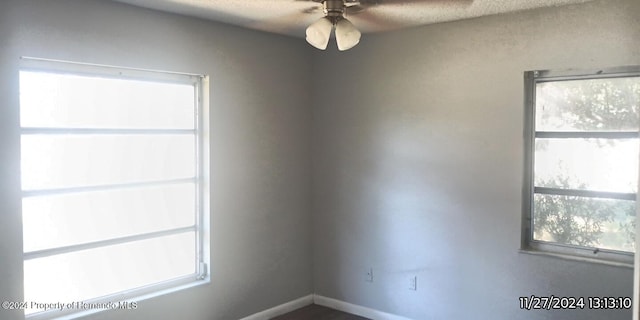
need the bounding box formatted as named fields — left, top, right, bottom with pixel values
left=302, top=6, right=321, bottom=14
left=346, top=0, right=472, bottom=16
left=347, top=9, right=403, bottom=31
left=246, top=4, right=323, bottom=36
left=347, top=0, right=473, bottom=33
left=375, top=0, right=472, bottom=4
left=345, top=5, right=367, bottom=15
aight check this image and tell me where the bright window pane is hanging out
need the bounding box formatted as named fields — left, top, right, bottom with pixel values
left=24, top=232, right=196, bottom=315
left=21, top=134, right=195, bottom=190
left=534, top=138, right=638, bottom=193
left=533, top=194, right=636, bottom=252
left=22, top=183, right=196, bottom=252
left=19, top=71, right=195, bottom=129
left=535, top=77, right=640, bottom=132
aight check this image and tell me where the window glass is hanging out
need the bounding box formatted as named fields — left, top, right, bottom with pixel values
left=535, top=77, right=640, bottom=132
left=24, top=232, right=196, bottom=314
left=534, top=138, right=638, bottom=193
left=22, top=183, right=196, bottom=252
left=20, top=71, right=195, bottom=129
left=21, top=134, right=195, bottom=190
left=533, top=194, right=635, bottom=252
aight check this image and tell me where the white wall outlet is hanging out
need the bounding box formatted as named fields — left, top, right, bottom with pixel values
left=409, top=276, right=417, bottom=290
left=365, top=267, right=373, bottom=282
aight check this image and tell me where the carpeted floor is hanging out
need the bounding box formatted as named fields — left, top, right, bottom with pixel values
left=270, top=304, right=370, bottom=320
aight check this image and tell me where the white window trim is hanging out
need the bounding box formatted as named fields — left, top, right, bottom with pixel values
left=521, top=65, right=640, bottom=266
left=19, top=57, right=210, bottom=320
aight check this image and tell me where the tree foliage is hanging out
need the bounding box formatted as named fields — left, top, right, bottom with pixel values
left=563, top=78, right=640, bottom=131
left=533, top=176, right=634, bottom=248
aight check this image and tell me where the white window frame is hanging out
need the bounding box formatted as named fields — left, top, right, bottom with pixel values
left=522, top=66, right=640, bottom=266
left=19, top=57, right=210, bottom=320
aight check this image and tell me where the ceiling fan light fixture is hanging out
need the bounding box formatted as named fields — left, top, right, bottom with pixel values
left=334, top=17, right=361, bottom=51
left=305, top=17, right=333, bottom=50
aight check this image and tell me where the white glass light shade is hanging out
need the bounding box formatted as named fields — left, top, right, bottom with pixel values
left=306, top=17, right=333, bottom=50
left=335, top=18, right=361, bottom=51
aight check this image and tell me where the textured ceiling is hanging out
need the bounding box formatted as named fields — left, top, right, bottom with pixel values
left=111, top=0, right=595, bottom=38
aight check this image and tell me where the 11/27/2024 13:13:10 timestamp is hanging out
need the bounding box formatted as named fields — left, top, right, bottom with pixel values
left=519, top=296, right=632, bottom=310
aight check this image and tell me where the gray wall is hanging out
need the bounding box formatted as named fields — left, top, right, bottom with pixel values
left=0, top=1, right=313, bottom=319
left=310, top=0, right=639, bottom=319
left=1, top=0, right=639, bottom=320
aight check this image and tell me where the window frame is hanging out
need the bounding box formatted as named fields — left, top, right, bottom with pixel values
left=19, top=57, right=210, bottom=320
left=522, top=65, right=640, bottom=266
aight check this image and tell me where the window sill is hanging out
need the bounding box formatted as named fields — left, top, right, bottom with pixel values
left=27, top=276, right=210, bottom=320
left=519, top=249, right=633, bottom=269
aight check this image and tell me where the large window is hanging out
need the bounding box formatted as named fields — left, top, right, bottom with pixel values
left=523, top=66, right=639, bottom=264
left=19, top=58, right=209, bottom=318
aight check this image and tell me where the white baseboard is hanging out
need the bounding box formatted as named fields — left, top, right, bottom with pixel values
left=313, top=295, right=413, bottom=320
left=240, top=293, right=412, bottom=320
left=239, top=295, right=313, bottom=320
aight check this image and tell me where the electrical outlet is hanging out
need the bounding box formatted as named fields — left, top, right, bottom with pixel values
left=365, top=268, right=373, bottom=282
left=409, top=276, right=417, bottom=290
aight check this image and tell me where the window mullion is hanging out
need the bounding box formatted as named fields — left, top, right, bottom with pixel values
left=21, top=127, right=196, bottom=135
left=24, top=225, right=196, bottom=260
left=22, top=177, right=197, bottom=197
left=534, top=186, right=636, bottom=201
left=535, top=131, right=639, bottom=139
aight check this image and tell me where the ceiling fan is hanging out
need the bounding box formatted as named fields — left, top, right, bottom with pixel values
left=300, top=0, right=472, bottom=51
left=304, top=0, right=366, bottom=51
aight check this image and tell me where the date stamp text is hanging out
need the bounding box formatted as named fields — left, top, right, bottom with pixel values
left=519, top=295, right=632, bottom=310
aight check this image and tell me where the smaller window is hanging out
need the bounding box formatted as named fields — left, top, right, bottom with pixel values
left=523, top=66, right=640, bottom=264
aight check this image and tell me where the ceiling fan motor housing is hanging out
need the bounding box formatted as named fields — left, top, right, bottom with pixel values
left=323, top=0, right=345, bottom=17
